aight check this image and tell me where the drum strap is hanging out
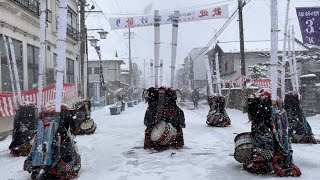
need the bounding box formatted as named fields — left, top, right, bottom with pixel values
left=154, top=90, right=166, bottom=125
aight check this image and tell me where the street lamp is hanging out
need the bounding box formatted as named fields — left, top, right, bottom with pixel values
left=88, top=38, right=99, bottom=47
left=97, top=31, right=108, bottom=39
left=87, top=33, right=108, bottom=105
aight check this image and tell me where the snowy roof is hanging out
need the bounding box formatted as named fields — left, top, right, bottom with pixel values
left=300, top=74, right=317, bottom=78
left=121, top=71, right=130, bottom=75
left=89, top=59, right=125, bottom=64
left=216, top=40, right=308, bottom=53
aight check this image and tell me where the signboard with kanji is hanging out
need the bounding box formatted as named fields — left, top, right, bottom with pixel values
left=109, top=4, right=229, bottom=29
left=296, top=7, right=320, bottom=47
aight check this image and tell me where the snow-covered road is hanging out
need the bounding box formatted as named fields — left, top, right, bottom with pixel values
left=1, top=101, right=320, bottom=180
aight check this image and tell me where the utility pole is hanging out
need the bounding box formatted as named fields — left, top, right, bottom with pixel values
left=129, top=27, right=133, bottom=87
left=189, top=54, right=194, bottom=91
left=79, top=0, right=86, bottom=98
left=79, top=1, right=102, bottom=99
left=85, top=27, right=89, bottom=98
left=238, top=0, right=247, bottom=113
left=124, top=28, right=134, bottom=87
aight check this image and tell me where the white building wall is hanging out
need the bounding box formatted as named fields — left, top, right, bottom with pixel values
left=0, top=0, right=80, bottom=91
left=88, top=60, right=123, bottom=82
left=190, top=47, right=208, bottom=81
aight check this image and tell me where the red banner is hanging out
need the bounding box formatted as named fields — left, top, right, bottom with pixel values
left=0, top=84, right=76, bottom=117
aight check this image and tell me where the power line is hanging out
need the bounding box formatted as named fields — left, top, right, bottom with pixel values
left=191, top=0, right=252, bottom=63
left=91, top=0, right=129, bottom=50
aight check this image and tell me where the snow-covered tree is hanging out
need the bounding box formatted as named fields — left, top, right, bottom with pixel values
left=248, top=63, right=269, bottom=80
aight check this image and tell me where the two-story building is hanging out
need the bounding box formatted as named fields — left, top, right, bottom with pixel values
left=120, top=62, right=141, bottom=88
left=0, top=0, right=80, bottom=91
left=206, top=40, right=309, bottom=87
left=88, top=59, right=125, bottom=102
left=0, top=0, right=80, bottom=138
left=178, top=47, right=208, bottom=91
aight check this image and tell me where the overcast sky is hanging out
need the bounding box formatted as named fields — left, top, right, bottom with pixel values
left=85, top=0, right=319, bottom=86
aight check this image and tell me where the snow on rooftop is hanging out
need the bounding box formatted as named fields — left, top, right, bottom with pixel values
left=217, top=40, right=308, bottom=53
left=300, top=74, right=317, bottom=78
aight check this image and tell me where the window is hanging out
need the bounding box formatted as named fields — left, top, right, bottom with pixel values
left=94, top=67, right=100, bottom=74
left=66, top=58, right=75, bottom=83
left=46, top=53, right=57, bottom=85
left=27, top=44, right=39, bottom=90
left=0, top=35, right=24, bottom=92
left=88, top=67, right=92, bottom=75
left=55, top=4, right=78, bottom=41
left=12, top=0, right=40, bottom=16
left=66, top=7, right=78, bottom=41
left=53, top=53, right=57, bottom=67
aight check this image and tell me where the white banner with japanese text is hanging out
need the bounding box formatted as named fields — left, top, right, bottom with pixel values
left=109, top=4, right=229, bottom=29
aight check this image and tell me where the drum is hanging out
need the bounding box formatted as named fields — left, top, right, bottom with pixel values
left=150, top=121, right=177, bottom=146
left=234, top=132, right=253, bottom=163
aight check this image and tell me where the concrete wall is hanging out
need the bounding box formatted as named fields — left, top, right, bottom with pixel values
left=88, top=60, right=123, bottom=82
left=190, top=47, right=208, bottom=81
left=219, top=52, right=270, bottom=82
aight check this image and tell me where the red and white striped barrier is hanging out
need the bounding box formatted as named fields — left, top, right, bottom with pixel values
left=252, top=79, right=271, bottom=88
left=0, top=84, right=76, bottom=117
left=235, top=75, right=246, bottom=87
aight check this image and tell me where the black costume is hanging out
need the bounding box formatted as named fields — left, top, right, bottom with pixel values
left=241, top=89, right=301, bottom=177
left=206, top=94, right=231, bottom=127
left=24, top=104, right=81, bottom=180
left=143, top=87, right=185, bottom=150
left=9, top=102, right=37, bottom=156
left=284, top=92, right=317, bottom=144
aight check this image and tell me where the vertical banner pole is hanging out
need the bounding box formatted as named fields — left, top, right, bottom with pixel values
left=8, top=37, right=22, bottom=104
left=2, top=36, right=17, bottom=109
left=281, top=0, right=291, bottom=101
left=291, top=25, right=299, bottom=91
left=287, top=28, right=295, bottom=91
left=150, top=59, right=154, bottom=87
left=170, top=11, right=179, bottom=88
left=160, top=59, right=163, bottom=86
left=154, top=10, right=161, bottom=88
left=205, top=57, right=214, bottom=96
left=37, top=0, right=47, bottom=111
left=215, top=53, right=222, bottom=95
left=270, top=0, right=279, bottom=103
left=55, top=0, right=68, bottom=113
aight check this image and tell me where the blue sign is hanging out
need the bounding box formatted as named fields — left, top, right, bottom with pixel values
left=296, top=7, right=320, bottom=47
